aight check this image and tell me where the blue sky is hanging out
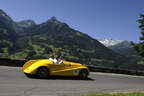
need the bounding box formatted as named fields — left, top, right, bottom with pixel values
left=0, top=0, right=144, bottom=42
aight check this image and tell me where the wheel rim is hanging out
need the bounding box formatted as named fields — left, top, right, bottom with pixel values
left=80, top=70, right=88, bottom=79
left=37, top=67, right=48, bottom=78
left=82, top=71, right=87, bottom=78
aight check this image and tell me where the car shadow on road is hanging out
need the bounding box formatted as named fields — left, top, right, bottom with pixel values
left=28, top=75, right=95, bottom=81
left=46, top=76, right=95, bottom=81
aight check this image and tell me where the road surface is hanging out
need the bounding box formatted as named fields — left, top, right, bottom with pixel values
left=0, top=66, right=144, bottom=96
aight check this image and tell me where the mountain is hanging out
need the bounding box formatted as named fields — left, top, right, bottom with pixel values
left=99, top=39, right=143, bottom=66
left=0, top=10, right=18, bottom=57
left=109, top=41, right=136, bottom=56
left=0, top=9, right=143, bottom=70
left=16, top=16, right=138, bottom=69
left=0, top=10, right=35, bottom=35
left=0, top=9, right=16, bottom=30
left=99, top=39, right=141, bottom=57
left=16, top=20, right=36, bottom=28
left=0, top=9, right=27, bottom=35
left=99, top=39, right=123, bottom=47
left=15, top=20, right=36, bottom=35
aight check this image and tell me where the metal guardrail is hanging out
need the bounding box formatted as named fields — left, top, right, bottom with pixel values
left=87, top=65, right=144, bottom=76
left=0, top=58, right=26, bottom=67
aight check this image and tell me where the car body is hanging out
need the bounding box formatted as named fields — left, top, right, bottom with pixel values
left=22, top=59, right=90, bottom=79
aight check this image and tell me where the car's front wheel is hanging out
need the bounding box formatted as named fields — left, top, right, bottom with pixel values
left=79, top=69, right=88, bottom=80
left=37, top=67, right=49, bottom=79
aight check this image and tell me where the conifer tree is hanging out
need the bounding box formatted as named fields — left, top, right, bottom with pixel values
left=132, top=14, right=144, bottom=56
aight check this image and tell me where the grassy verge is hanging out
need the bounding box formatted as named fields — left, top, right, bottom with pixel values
left=84, top=92, right=144, bottom=96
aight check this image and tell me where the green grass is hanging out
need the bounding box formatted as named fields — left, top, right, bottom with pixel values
left=84, top=92, right=144, bottom=96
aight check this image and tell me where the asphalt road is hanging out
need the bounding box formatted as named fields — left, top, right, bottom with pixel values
left=0, top=66, right=144, bottom=96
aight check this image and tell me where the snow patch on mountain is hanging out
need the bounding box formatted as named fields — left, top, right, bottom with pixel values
left=99, top=39, right=124, bottom=47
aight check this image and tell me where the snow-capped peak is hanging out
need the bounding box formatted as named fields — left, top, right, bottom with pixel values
left=99, top=39, right=124, bottom=47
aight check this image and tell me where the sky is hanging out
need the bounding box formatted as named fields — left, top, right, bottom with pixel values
left=0, top=0, right=144, bottom=42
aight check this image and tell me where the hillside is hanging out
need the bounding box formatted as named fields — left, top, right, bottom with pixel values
left=0, top=9, right=142, bottom=70
left=0, top=10, right=18, bottom=58
left=99, top=39, right=142, bottom=59
left=16, top=20, right=36, bottom=28
left=109, top=41, right=140, bottom=57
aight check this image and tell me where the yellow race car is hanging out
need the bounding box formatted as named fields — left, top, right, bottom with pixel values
left=22, top=59, right=90, bottom=79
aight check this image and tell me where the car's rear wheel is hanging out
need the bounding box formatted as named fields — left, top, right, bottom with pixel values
left=79, top=69, right=88, bottom=80
left=37, top=67, right=49, bottom=79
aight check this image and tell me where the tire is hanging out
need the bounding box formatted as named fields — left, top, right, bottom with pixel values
left=37, top=67, right=49, bottom=79
left=79, top=69, right=88, bottom=80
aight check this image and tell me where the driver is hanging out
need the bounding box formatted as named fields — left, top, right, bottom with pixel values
left=49, top=54, right=57, bottom=64
left=56, top=54, right=63, bottom=64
